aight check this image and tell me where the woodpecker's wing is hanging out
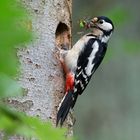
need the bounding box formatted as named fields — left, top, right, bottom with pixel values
left=57, top=36, right=108, bottom=125
left=74, top=37, right=107, bottom=96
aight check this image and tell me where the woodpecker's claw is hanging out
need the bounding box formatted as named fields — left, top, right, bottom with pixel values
left=53, top=48, right=62, bottom=63
left=54, top=45, right=68, bottom=66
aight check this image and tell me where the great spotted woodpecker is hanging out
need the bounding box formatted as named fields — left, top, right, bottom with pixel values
left=56, top=16, right=114, bottom=126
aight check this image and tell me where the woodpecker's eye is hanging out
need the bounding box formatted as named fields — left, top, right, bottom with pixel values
left=99, top=20, right=103, bottom=24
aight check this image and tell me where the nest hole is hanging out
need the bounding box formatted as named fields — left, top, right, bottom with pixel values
left=55, top=22, right=70, bottom=49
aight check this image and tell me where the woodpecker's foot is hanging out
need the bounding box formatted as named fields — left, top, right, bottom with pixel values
left=53, top=46, right=63, bottom=63
left=54, top=44, right=69, bottom=63
left=54, top=45, right=69, bottom=74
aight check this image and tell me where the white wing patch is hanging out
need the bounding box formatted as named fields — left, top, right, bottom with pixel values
left=80, top=81, right=84, bottom=90
left=85, top=41, right=99, bottom=76
left=77, top=70, right=82, bottom=77
left=74, top=87, right=77, bottom=92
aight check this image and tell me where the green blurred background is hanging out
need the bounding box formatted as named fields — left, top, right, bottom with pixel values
left=72, top=0, right=140, bottom=140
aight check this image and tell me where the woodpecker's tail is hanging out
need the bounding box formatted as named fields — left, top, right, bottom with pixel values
left=56, top=90, right=78, bottom=126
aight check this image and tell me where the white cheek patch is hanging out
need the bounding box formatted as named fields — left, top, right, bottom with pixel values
left=101, top=20, right=112, bottom=31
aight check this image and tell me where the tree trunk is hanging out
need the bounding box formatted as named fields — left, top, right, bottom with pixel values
left=7, top=0, right=72, bottom=139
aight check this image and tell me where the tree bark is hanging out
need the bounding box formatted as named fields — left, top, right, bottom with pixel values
left=6, top=0, right=72, bottom=139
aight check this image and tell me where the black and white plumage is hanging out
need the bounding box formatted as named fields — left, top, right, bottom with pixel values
left=56, top=16, right=114, bottom=126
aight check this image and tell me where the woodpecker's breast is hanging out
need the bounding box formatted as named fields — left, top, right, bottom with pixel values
left=64, top=49, right=79, bottom=72
left=64, top=35, right=96, bottom=72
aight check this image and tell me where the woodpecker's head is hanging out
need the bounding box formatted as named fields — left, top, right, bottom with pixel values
left=91, top=16, right=114, bottom=36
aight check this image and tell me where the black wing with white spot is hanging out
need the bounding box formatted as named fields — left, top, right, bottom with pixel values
left=71, top=37, right=107, bottom=108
